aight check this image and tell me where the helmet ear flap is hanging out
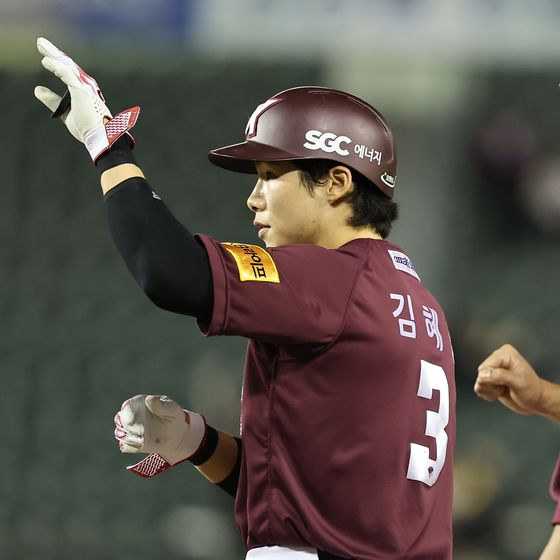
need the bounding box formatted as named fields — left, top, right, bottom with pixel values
left=208, top=86, right=397, bottom=199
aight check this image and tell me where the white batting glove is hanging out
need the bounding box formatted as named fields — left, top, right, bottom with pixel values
left=34, top=37, right=140, bottom=162
left=114, top=395, right=207, bottom=478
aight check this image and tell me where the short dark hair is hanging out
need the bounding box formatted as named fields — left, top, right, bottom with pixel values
left=295, top=160, right=399, bottom=239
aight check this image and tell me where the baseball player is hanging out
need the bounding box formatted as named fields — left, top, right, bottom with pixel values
left=36, top=37, right=456, bottom=559
left=475, top=344, right=560, bottom=559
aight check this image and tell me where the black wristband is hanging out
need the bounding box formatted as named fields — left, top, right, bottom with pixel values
left=96, top=135, right=137, bottom=173
left=189, top=425, right=219, bottom=466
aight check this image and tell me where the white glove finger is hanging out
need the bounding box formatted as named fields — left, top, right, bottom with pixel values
left=119, top=394, right=147, bottom=426
left=119, top=421, right=143, bottom=437
left=144, top=394, right=165, bottom=416
left=114, top=411, right=126, bottom=430
left=114, top=418, right=140, bottom=439
left=118, top=430, right=144, bottom=447
left=115, top=415, right=144, bottom=438
left=114, top=425, right=127, bottom=440
left=41, top=56, right=80, bottom=88
left=114, top=417, right=143, bottom=441
left=120, top=442, right=144, bottom=454
left=120, top=397, right=132, bottom=411
left=37, top=37, right=72, bottom=62
left=145, top=394, right=182, bottom=420
left=38, top=38, right=104, bottom=100
left=34, top=85, right=63, bottom=113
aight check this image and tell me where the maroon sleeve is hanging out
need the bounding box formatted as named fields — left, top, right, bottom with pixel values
left=551, top=455, right=560, bottom=525
left=196, top=235, right=364, bottom=346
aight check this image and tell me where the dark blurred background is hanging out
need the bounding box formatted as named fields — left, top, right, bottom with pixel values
left=1, top=1, right=559, bottom=559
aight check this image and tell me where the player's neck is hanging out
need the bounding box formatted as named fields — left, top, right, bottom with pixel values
left=317, top=226, right=382, bottom=250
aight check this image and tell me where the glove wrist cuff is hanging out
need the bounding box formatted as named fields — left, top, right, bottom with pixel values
left=84, top=107, right=140, bottom=162
left=174, top=410, right=207, bottom=464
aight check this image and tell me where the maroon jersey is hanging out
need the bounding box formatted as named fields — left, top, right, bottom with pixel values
left=197, top=235, right=456, bottom=560
left=551, top=455, right=560, bottom=525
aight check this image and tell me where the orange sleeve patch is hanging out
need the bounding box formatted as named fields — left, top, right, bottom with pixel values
left=222, top=242, right=280, bottom=283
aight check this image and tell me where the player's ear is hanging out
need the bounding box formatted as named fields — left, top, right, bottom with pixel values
left=325, top=165, right=353, bottom=204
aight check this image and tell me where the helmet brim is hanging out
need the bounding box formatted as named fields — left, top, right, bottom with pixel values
left=208, top=141, right=302, bottom=174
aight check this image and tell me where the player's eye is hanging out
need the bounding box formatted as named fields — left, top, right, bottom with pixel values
left=264, top=170, right=277, bottom=181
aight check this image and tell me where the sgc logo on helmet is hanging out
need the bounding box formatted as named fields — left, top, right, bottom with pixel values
left=303, top=130, right=351, bottom=157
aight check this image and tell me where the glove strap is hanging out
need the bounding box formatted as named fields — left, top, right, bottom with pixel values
left=84, top=106, right=141, bottom=163
left=127, top=453, right=174, bottom=478
left=51, top=89, right=71, bottom=119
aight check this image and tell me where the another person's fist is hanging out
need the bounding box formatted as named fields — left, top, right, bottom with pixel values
left=475, top=344, right=544, bottom=416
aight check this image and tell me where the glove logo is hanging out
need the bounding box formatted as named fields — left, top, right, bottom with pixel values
left=303, top=129, right=352, bottom=156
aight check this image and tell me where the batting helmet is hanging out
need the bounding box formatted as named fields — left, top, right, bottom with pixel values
left=208, top=86, right=397, bottom=198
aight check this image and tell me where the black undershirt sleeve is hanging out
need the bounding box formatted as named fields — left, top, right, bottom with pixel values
left=216, top=437, right=242, bottom=498
left=104, top=177, right=213, bottom=322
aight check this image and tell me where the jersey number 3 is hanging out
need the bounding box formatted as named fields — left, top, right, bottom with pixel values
left=407, top=359, right=449, bottom=487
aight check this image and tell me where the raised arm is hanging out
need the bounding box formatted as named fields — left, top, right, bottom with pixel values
left=35, top=37, right=213, bottom=322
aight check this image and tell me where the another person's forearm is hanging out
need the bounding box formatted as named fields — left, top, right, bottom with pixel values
left=537, top=380, right=560, bottom=422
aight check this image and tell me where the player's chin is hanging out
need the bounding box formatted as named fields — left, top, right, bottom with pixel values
left=263, top=235, right=282, bottom=248
left=258, top=227, right=276, bottom=247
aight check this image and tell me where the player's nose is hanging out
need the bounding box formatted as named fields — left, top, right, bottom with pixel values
left=247, top=181, right=265, bottom=212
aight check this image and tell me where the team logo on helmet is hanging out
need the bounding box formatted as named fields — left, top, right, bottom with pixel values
left=380, top=171, right=396, bottom=188
left=245, top=98, right=282, bottom=139
left=303, top=129, right=352, bottom=157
